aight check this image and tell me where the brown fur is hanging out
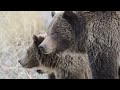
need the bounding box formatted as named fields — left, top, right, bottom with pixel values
left=19, top=34, right=92, bottom=79
left=39, top=11, right=120, bottom=79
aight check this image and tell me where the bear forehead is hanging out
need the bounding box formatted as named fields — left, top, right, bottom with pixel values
left=48, top=12, right=63, bottom=33
left=50, top=11, right=64, bottom=25
left=48, top=11, right=71, bottom=33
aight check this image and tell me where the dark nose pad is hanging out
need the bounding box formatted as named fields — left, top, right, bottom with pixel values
left=38, top=45, right=46, bottom=53
left=18, top=60, right=21, bottom=64
left=18, top=60, right=25, bottom=66
left=18, top=60, right=22, bottom=65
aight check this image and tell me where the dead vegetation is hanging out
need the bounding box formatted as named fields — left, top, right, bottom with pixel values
left=0, top=11, right=50, bottom=79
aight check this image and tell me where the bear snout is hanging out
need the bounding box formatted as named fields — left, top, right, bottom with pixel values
left=18, top=60, right=25, bottom=67
left=38, top=45, right=47, bottom=54
left=18, top=59, right=28, bottom=68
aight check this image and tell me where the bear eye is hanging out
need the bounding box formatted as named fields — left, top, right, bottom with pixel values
left=51, top=32, right=57, bottom=36
left=51, top=33, right=54, bottom=35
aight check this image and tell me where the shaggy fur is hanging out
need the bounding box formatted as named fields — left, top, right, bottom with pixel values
left=39, top=11, right=120, bottom=79
left=19, top=34, right=92, bottom=79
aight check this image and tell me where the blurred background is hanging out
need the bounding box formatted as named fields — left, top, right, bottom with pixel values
left=0, top=11, right=52, bottom=79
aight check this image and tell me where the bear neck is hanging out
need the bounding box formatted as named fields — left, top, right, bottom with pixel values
left=38, top=52, right=62, bottom=69
left=68, top=11, right=117, bottom=53
left=67, top=12, right=88, bottom=53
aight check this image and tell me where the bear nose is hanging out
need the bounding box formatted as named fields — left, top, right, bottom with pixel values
left=18, top=60, right=22, bottom=65
left=38, top=45, right=46, bottom=53
left=18, top=60, right=27, bottom=67
left=18, top=60, right=25, bottom=66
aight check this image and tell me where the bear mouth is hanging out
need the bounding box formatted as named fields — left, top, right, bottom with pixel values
left=36, top=69, right=45, bottom=74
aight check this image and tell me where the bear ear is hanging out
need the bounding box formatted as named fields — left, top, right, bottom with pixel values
left=38, top=36, right=45, bottom=43
left=63, top=11, right=78, bottom=23
left=63, top=11, right=81, bottom=38
left=51, top=11, right=56, bottom=17
left=33, top=35, right=39, bottom=46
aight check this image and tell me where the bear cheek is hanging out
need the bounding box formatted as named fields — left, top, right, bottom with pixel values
left=25, top=54, right=39, bottom=68
left=58, top=39, right=70, bottom=52
left=26, top=61, right=39, bottom=68
left=49, top=38, right=58, bottom=53
left=31, top=58, right=39, bottom=68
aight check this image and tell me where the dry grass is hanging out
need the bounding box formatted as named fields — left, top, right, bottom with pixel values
left=0, top=11, right=49, bottom=79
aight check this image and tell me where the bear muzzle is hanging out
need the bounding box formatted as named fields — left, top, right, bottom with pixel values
left=18, top=60, right=26, bottom=67
left=38, top=44, right=52, bottom=54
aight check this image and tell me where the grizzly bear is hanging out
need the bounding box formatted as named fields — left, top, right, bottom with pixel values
left=38, top=11, right=120, bottom=79
left=18, top=34, right=92, bottom=79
